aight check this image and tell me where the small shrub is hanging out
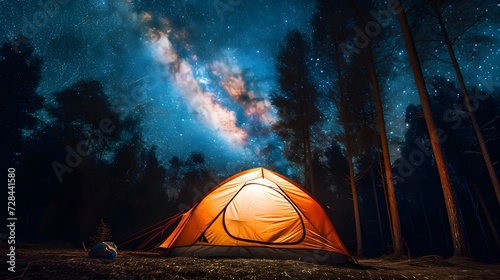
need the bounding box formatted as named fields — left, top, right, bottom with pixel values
left=89, top=219, right=112, bottom=247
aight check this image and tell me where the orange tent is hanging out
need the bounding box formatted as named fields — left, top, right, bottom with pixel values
left=159, top=167, right=353, bottom=264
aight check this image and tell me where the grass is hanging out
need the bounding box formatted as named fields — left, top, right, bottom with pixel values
left=2, top=246, right=500, bottom=279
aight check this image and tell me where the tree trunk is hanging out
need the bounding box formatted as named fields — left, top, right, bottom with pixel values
left=471, top=182, right=500, bottom=253
left=305, top=122, right=315, bottom=195
left=349, top=0, right=403, bottom=255
left=418, top=187, right=435, bottom=251
left=396, top=1, right=467, bottom=256
left=378, top=149, right=394, bottom=240
left=300, top=96, right=311, bottom=195
left=301, top=82, right=315, bottom=195
left=433, top=4, right=500, bottom=207
left=334, top=38, right=363, bottom=256
left=405, top=202, right=416, bottom=248
left=371, top=165, right=385, bottom=241
left=345, top=123, right=363, bottom=256
left=367, top=45, right=404, bottom=256
left=439, top=206, right=452, bottom=252
left=301, top=123, right=310, bottom=193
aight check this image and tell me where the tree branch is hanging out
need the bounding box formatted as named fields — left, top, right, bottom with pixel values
left=450, top=9, right=492, bottom=44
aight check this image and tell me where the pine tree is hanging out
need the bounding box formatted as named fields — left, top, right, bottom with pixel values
left=312, top=0, right=364, bottom=255
left=0, top=37, right=44, bottom=160
left=271, top=30, right=322, bottom=195
left=396, top=0, right=467, bottom=256
left=428, top=0, right=500, bottom=207
left=348, top=0, right=404, bottom=256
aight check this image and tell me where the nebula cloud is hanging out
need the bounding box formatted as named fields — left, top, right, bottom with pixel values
left=210, top=60, right=275, bottom=125
left=137, top=9, right=275, bottom=148
left=147, top=29, right=248, bottom=146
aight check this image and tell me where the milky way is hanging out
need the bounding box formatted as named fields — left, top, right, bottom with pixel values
left=0, top=0, right=312, bottom=172
left=0, top=0, right=499, bottom=175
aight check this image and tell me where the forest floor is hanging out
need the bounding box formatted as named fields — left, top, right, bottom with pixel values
left=2, top=245, right=500, bottom=279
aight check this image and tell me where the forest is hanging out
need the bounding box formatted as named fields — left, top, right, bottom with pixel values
left=1, top=0, right=499, bottom=263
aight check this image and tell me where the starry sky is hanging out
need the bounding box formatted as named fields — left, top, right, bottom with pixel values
left=1, top=0, right=499, bottom=175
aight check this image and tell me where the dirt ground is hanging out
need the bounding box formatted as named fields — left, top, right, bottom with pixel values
left=2, top=246, right=500, bottom=279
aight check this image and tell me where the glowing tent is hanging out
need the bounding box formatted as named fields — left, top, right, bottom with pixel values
left=159, top=167, right=353, bottom=264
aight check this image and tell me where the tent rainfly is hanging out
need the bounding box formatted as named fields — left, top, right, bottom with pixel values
left=159, top=167, right=353, bottom=264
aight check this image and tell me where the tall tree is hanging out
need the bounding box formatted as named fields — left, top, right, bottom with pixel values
left=271, top=29, right=322, bottom=195
left=40, top=80, right=171, bottom=243
left=395, top=79, right=500, bottom=260
left=48, top=80, right=122, bottom=152
left=312, top=0, right=364, bottom=255
left=427, top=77, right=500, bottom=259
left=395, top=103, right=453, bottom=257
left=409, top=0, right=498, bottom=66
left=110, top=109, right=172, bottom=239
left=0, top=37, right=44, bottom=161
left=0, top=38, right=45, bottom=241
left=317, top=142, right=356, bottom=251
left=349, top=0, right=404, bottom=256
left=427, top=0, right=500, bottom=206
left=175, top=152, right=218, bottom=209
left=396, top=0, right=467, bottom=256
left=39, top=80, right=123, bottom=242
left=338, top=55, right=363, bottom=256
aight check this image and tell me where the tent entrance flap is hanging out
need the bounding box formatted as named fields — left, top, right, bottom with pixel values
left=223, top=183, right=305, bottom=244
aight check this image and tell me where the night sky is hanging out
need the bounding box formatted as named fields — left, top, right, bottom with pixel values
left=1, top=0, right=499, bottom=176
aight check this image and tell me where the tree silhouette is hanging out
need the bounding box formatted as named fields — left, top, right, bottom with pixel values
left=395, top=103, right=452, bottom=257
left=428, top=78, right=500, bottom=259
left=396, top=0, right=467, bottom=256
left=0, top=38, right=46, bottom=241
left=321, top=141, right=356, bottom=251
left=271, top=29, right=322, bottom=195
left=311, top=0, right=365, bottom=255
left=394, top=79, right=500, bottom=260
left=28, top=79, right=173, bottom=244
left=48, top=80, right=122, bottom=150
left=175, top=152, right=218, bottom=210
left=347, top=0, right=404, bottom=256
left=0, top=38, right=44, bottom=161
left=423, top=0, right=500, bottom=206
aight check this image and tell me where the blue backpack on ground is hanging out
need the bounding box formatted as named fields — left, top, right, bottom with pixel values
left=89, top=242, right=118, bottom=259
